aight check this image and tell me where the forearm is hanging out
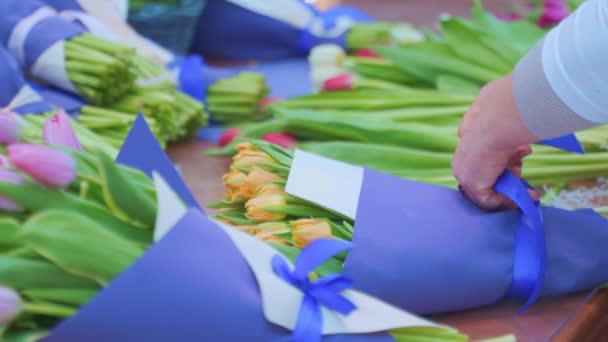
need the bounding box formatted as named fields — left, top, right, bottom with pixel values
left=513, top=0, right=608, bottom=139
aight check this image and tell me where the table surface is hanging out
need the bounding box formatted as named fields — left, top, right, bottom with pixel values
left=167, top=0, right=608, bottom=340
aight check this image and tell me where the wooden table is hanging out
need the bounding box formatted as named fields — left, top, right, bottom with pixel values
left=167, top=0, right=608, bottom=340
left=168, top=141, right=604, bottom=341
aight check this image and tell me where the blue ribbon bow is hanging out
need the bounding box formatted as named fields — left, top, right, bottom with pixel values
left=272, top=239, right=357, bottom=342
left=494, top=170, right=546, bottom=313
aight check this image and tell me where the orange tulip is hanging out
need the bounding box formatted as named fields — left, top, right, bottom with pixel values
left=246, top=193, right=287, bottom=222
left=291, top=219, right=333, bottom=248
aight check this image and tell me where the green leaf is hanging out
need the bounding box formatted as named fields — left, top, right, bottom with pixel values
left=0, top=256, right=98, bottom=289
left=22, top=210, right=144, bottom=286
left=2, top=330, right=49, bottom=342
left=0, top=217, right=21, bottom=250
left=22, top=288, right=97, bottom=306
left=440, top=17, right=512, bottom=73
left=0, top=181, right=152, bottom=245
left=97, top=152, right=157, bottom=226
left=263, top=205, right=346, bottom=221
left=436, top=75, right=481, bottom=95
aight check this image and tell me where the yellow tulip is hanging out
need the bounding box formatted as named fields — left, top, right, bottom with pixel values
left=232, top=151, right=275, bottom=170
left=291, top=219, right=333, bottom=248
left=246, top=193, right=287, bottom=222
left=222, top=170, right=254, bottom=202
left=246, top=167, right=281, bottom=193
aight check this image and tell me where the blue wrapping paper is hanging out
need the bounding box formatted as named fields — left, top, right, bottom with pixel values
left=0, top=45, right=52, bottom=114
left=190, top=0, right=371, bottom=60
left=43, top=209, right=395, bottom=341
left=38, top=0, right=82, bottom=11
left=0, top=0, right=84, bottom=69
left=342, top=168, right=608, bottom=314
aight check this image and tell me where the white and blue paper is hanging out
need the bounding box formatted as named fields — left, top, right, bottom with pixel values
left=190, top=0, right=371, bottom=60
left=287, top=150, right=608, bottom=314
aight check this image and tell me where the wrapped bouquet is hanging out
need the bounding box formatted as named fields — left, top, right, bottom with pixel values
left=0, top=0, right=136, bottom=105
left=213, top=140, right=608, bottom=316
left=190, top=0, right=422, bottom=60
left=0, top=111, right=499, bottom=342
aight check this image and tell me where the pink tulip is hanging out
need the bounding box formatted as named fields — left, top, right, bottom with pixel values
left=258, top=97, right=281, bottom=110
left=0, top=287, right=20, bottom=324
left=0, top=154, right=9, bottom=168
left=537, top=0, right=569, bottom=27
left=356, top=49, right=380, bottom=58
left=43, top=110, right=83, bottom=151
left=262, top=132, right=298, bottom=149
left=218, top=128, right=241, bottom=147
left=0, top=113, right=20, bottom=145
left=8, top=143, right=76, bottom=189
left=0, top=169, right=24, bottom=212
left=323, top=73, right=354, bottom=92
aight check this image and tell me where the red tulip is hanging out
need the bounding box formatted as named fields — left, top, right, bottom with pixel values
left=323, top=73, right=354, bottom=92
left=218, top=128, right=241, bottom=147
left=356, top=49, right=380, bottom=58
left=262, top=132, right=298, bottom=149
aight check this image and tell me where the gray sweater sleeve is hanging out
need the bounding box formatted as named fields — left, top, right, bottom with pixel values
left=512, top=0, right=608, bottom=139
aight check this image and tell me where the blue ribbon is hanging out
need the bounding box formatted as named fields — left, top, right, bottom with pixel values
left=178, top=55, right=207, bottom=104
left=298, top=5, right=372, bottom=54
left=494, top=170, right=546, bottom=313
left=538, top=133, right=584, bottom=154
left=272, top=239, right=357, bottom=342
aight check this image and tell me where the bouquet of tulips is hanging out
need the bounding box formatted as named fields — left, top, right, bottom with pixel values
left=0, top=0, right=137, bottom=105
left=1, top=114, right=515, bottom=342
left=0, top=111, right=156, bottom=339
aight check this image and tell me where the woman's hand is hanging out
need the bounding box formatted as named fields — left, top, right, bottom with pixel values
left=452, top=73, right=539, bottom=209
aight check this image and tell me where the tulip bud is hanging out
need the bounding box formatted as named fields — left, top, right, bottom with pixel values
left=236, top=142, right=255, bottom=153
left=254, top=221, right=291, bottom=245
left=246, top=193, right=287, bottom=222
left=356, top=49, right=380, bottom=58
left=7, top=144, right=76, bottom=189
left=537, top=0, right=569, bottom=27
left=222, top=170, right=253, bottom=202
left=0, top=113, right=21, bottom=145
left=218, top=128, right=241, bottom=147
left=311, top=66, right=345, bottom=92
left=262, top=133, right=298, bottom=149
left=0, top=169, right=24, bottom=212
left=291, top=219, right=333, bottom=248
left=232, top=150, right=275, bottom=170
left=246, top=167, right=281, bottom=193
left=309, top=44, right=346, bottom=68
left=255, top=183, right=285, bottom=196
left=0, top=287, right=21, bottom=324
left=43, top=110, right=83, bottom=151
left=323, top=73, right=355, bottom=92
left=389, top=25, right=425, bottom=45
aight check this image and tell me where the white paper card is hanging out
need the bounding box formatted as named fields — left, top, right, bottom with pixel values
left=286, top=150, right=364, bottom=220
left=153, top=172, right=188, bottom=242
left=216, top=221, right=443, bottom=334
